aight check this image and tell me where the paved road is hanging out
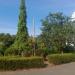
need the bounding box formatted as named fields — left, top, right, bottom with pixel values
left=0, top=62, right=75, bottom=75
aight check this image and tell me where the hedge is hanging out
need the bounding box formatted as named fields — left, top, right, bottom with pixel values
left=0, top=56, right=45, bottom=70
left=48, top=53, right=75, bottom=65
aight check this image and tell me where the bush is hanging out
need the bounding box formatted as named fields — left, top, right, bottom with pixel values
left=63, top=45, right=75, bottom=53
left=0, top=56, right=44, bottom=70
left=5, top=45, right=32, bottom=56
left=5, top=46, right=19, bottom=56
left=48, top=53, right=75, bottom=65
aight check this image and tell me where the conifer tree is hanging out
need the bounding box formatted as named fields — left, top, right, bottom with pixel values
left=10, top=0, right=29, bottom=55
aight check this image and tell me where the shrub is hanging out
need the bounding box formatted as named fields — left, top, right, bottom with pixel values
left=5, top=46, right=19, bottom=56
left=48, top=53, right=75, bottom=65
left=0, top=56, right=44, bottom=70
left=5, top=45, right=32, bottom=56
left=63, top=45, right=75, bottom=53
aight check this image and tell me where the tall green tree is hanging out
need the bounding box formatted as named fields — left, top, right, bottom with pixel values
left=16, top=0, right=28, bottom=41
left=14, top=0, right=29, bottom=54
left=16, top=0, right=28, bottom=40
left=40, top=12, right=75, bottom=54
left=5, top=0, right=29, bottom=55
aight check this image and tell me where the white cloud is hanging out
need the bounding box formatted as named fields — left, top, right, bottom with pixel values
left=71, top=12, right=75, bottom=21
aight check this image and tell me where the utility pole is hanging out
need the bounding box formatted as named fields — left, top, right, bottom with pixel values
left=33, top=18, right=35, bottom=56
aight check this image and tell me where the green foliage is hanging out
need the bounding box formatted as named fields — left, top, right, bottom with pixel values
left=16, top=0, right=28, bottom=40
left=5, top=46, right=18, bottom=56
left=48, top=53, right=75, bottom=65
left=0, top=44, right=6, bottom=56
left=63, top=45, right=75, bottom=53
left=40, top=12, right=75, bottom=53
left=9, top=0, right=29, bottom=55
left=0, top=56, right=44, bottom=70
left=27, top=37, right=35, bottom=56
left=5, top=44, right=32, bottom=56
left=0, top=33, right=15, bottom=47
left=0, top=33, right=15, bottom=55
left=36, top=36, right=48, bottom=56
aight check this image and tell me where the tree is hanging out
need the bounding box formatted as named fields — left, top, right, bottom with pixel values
left=14, top=0, right=29, bottom=55
left=0, top=33, right=15, bottom=56
left=40, top=12, right=75, bottom=54
left=6, top=0, right=29, bottom=56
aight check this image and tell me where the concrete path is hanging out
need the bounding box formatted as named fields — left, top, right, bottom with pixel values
left=0, top=62, right=75, bottom=75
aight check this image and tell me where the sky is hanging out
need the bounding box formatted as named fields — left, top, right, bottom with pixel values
left=0, top=0, right=75, bottom=36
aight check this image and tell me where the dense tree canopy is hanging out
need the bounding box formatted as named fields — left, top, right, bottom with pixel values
left=40, top=12, right=75, bottom=53
left=0, top=33, right=15, bottom=55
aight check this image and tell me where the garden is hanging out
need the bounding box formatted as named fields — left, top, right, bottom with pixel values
left=0, top=0, right=75, bottom=71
